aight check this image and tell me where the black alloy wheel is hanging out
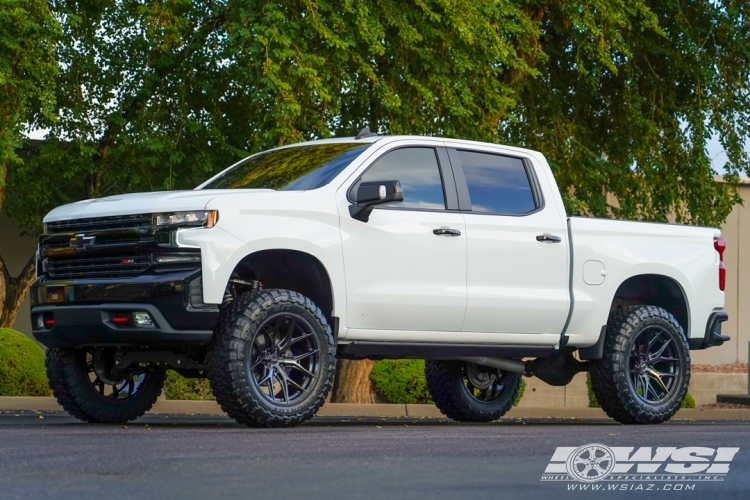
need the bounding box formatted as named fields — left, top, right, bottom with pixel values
left=627, top=325, right=681, bottom=405
left=209, top=289, right=336, bottom=428
left=589, top=305, right=691, bottom=425
left=425, top=360, right=523, bottom=422
left=245, top=312, right=321, bottom=406
left=46, top=347, right=166, bottom=423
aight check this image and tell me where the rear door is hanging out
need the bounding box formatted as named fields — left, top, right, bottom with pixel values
left=339, top=144, right=467, bottom=333
left=448, top=147, right=570, bottom=335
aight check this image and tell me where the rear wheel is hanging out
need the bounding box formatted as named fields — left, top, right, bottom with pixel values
left=46, top=348, right=166, bottom=423
left=425, top=360, right=522, bottom=422
left=588, top=305, right=690, bottom=424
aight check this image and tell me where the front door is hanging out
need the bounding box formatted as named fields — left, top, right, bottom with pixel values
left=340, top=145, right=467, bottom=333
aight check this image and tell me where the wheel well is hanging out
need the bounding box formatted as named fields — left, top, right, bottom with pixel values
left=609, top=274, right=689, bottom=334
left=229, top=250, right=334, bottom=323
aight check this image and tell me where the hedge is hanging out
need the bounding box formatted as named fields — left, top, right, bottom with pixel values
left=0, top=328, right=51, bottom=397
left=371, top=359, right=526, bottom=406
left=163, top=370, right=215, bottom=400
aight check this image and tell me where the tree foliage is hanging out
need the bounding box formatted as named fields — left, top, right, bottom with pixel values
left=6, top=0, right=749, bottom=232
left=0, top=0, right=58, bottom=327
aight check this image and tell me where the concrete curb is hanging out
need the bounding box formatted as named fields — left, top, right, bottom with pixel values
left=2, top=397, right=750, bottom=420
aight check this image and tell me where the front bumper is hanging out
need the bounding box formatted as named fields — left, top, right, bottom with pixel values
left=688, top=311, right=730, bottom=350
left=30, top=269, right=218, bottom=349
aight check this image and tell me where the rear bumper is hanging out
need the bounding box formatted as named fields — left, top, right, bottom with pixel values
left=30, top=269, right=218, bottom=349
left=689, top=311, right=730, bottom=350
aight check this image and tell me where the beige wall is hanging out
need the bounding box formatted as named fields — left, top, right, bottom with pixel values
left=692, top=183, right=750, bottom=365
left=2, top=184, right=749, bottom=364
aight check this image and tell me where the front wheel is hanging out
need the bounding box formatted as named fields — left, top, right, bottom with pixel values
left=46, top=348, right=166, bottom=423
left=209, top=290, right=336, bottom=427
left=425, top=360, right=522, bottom=422
left=588, top=305, right=691, bottom=425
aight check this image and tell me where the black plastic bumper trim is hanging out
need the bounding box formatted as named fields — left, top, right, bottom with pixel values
left=336, top=341, right=556, bottom=360
left=31, top=303, right=213, bottom=349
left=689, top=311, right=729, bottom=350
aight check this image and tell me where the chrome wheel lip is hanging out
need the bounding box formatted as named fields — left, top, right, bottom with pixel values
left=626, top=325, right=681, bottom=405
left=244, top=312, right=321, bottom=407
left=460, top=363, right=510, bottom=404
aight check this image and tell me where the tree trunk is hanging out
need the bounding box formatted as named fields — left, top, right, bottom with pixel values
left=331, top=359, right=376, bottom=403
left=0, top=253, right=37, bottom=329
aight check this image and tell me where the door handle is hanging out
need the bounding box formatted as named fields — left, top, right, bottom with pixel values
left=536, top=234, right=562, bottom=243
left=433, top=228, right=462, bottom=236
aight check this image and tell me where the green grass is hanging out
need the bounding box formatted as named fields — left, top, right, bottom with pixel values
left=0, top=328, right=51, bottom=396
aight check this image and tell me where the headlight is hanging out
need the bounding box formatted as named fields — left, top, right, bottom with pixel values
left=153, top=210, right=218, bottom=228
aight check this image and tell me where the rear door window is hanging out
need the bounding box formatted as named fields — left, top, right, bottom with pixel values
left=457, top=150, right=537, bottom=215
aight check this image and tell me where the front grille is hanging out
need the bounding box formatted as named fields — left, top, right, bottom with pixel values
left=46, top=214, right=151, bottom=234
left=46, top=253, right=152, bottom=280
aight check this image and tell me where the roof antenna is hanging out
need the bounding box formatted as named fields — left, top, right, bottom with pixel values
left=355, top=126, right=379, bottom=140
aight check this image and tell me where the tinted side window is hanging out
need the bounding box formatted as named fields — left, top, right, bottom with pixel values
left=361, top=148, right=445, bottom=210
left=458, top=150, right=536, bottom=214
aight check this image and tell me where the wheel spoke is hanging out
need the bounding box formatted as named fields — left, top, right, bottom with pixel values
left=283, top=374, right=309, bottom=395
left=649, top=338, right=672, bottom=361
left=266, top=368, right=276, bottom=401
left=652, top=356, right=678, bottom=364
left=647, top=367, right=670, bottom=395
left=287, top=332, right=314, bottom=347
left=277, top=371, right=290, bottom=403
left=278, top=318, right=297, bottom=350
left=647, top=330, right=662, bottom=350
left=257, top=367, right=273, bottom=386
left=641, top=374, right=652, bottom=400
left=279, top=359, right=316, bottom=379
left=283, top=349, right=319, bottom=363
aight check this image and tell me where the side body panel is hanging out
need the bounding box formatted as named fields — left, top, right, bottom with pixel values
left=195, top=187, right=349, bottom=331
left=566, top=217, right=725, bottom=347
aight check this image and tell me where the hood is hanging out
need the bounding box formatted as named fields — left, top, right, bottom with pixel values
left=43, top=190, right=248, bottom=223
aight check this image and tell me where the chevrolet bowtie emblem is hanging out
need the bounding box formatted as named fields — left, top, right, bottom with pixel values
left=70, top=234, right=96, bottom=251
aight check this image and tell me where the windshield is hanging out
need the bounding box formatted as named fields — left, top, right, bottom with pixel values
left=200, top=143, right=370, bottom=190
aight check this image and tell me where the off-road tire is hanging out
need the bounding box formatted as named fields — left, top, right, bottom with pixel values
left=208, top=289, right=336, bottom=428
left=588, top=305, right=691, bottom=425
left=425, top=360, right=523, bottom=422
left=46, top=349, right=166, bottom=424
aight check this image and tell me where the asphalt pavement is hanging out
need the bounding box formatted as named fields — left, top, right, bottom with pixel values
left=0, top=411, right=748, bottom=499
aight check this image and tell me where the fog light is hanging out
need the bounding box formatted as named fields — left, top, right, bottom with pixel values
left=133, top=312, right=155, bottom=328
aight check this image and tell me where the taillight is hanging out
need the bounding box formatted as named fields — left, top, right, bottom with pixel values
left=714, top=237, right=726, bottom=291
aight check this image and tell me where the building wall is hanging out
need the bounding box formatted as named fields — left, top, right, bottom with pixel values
left=2, top=184, right=749, bottom=364
left=692, top=183, right=750, bottom=365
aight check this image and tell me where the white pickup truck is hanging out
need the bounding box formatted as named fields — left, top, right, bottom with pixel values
left=31, top=132, right=729, bottom=427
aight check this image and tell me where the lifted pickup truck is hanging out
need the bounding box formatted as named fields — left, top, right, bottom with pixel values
left=32, top=132, right=729, bottom=426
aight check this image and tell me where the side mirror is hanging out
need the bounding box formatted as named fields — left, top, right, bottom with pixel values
left=349, top=180, right=404, bottom=222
